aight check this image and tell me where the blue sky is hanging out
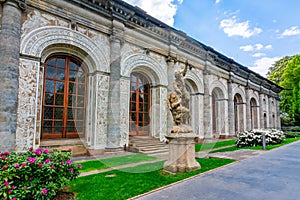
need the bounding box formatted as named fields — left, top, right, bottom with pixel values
left=123, top=0, right=300, bottom=77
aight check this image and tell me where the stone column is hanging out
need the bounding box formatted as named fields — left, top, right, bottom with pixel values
left=203, top=69, right=211, bottom=138
left=106, top=20, right=124, bottom=150
left=166, top=57, right=175, bottom=134
left=245, top=87, right=251, bottom=130
left=0, top=0, right=25, bottom=151
left=259, top=92, right=265, bottom=129
left=276, top=98, right=281, bottom=130
left=227, top=77, right=234, bottom=135
left=268, top=95, right=273, bottom=128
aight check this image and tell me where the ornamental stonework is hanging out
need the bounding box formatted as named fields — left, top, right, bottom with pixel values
left=16, top=59, right=40, bottom=151
left=96, top=74, right=109, bottom=146
left=120, top=78, right=130, bottom=146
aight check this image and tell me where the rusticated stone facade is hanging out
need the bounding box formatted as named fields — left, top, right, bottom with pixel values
left=0, top=0, right=282, bottom=152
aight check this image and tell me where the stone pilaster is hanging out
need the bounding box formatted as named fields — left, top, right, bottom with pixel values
left=259, top=92, right=265, bottom=129
left=227, top=77, right=234, bottom=135
left=106, top=20, right=124, bottom=149
left=276, top=99, right=281, bottom=130
left=166, top=57, right=175, bottom=134
left=268, top=95, right=273, bottom=128
left=245, top=87, right=251, bottom=130
left=0, top=0, right=25, bottom=151
left=203, top=69, right=211, bottom=138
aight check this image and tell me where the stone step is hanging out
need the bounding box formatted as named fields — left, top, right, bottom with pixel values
left=139, top=146, right=168, bottom=151
left=134, top=143, right=167, bottom=148
left=129, top=136, right=168, bottom=155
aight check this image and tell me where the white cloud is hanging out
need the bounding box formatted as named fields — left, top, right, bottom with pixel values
left=255, top=44, right=263, bottom=50
left=240, top=43, right=266, bottom=52
left=123, top=0, right=183, bottom=26
left=240, top=45, right=254, bottom=51
left=220, top=16, right=262, bottom=38
left=250, top=57, right=280, bottom=77
left=215, top=0, right=221, bottom=4
left=252, top=53, right=266, bottom=58
left=280, top=26, right=300, bottom=37
left=265, top=44, right=272, bottom=50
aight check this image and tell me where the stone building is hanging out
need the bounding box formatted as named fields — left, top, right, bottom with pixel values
left=0, top=0, right=282, bottom=153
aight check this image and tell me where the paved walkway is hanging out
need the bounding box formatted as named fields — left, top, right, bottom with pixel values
left=134, top=141, right=300, bottom=200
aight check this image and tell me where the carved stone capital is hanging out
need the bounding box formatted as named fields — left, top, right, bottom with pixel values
left=1, top=0, right=26, bottom=10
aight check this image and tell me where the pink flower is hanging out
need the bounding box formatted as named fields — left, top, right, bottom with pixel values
left=23, top=186, right=28, bottom=190
left=51, top=165, right=55, bottom=169
left=21, top=163, right=26, bottom=167
left=28, top=157, right=37, bottom=164
left=38, top=163, right=43, bottom=168
left=2, top=167, right=6, bottom=170
left=42, top=188, right=48, bottom=195
left=34, top=150, right=42, bottom=156
left=60, top=161, right=64, bottom=165
left=66, top=160, right=72, bottom=165
left=44, top=149, right=49, bottom=154
left=68, top=168, right=74, bottom=173
left=1, top=156, right=5, bottom=160
left=8, top=190, right=12, bottom=194
left=11, top=185, right=15, bottom=190
left=78, top=164, right=82, bottom=169
left=12, top=198, right=16, bottom=200
left=29, top=147, right=33, bottom=151
left=4, top=152, right=9, bottom=155
left=29, top=177, right=33, bottom=181
left=3, top=182, right=9, bottom=188
left=14, top=164, right=20, bottom=168
left=44, top=159, right=51, bottom=163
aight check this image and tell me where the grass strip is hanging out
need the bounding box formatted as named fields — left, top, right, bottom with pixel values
left=78, top=154, right=157, bottom=172
left=210, top=136, right=300, bottom=153
left=70, top=158, right=235, bottom=200
left=195, top=139, right=236, bottom=152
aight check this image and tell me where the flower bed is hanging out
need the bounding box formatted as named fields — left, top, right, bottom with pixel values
left=236, top=129, right=285, bottom=148
left=0, top=148, right=81, bottom=200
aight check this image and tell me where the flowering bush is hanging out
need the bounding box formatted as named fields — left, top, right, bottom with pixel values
left=236, top=129, right=285, bottom=148
left=0, top=148, right=81, bottom=200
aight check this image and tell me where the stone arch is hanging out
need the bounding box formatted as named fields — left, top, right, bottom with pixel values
left=184, top=78, right=203, bottom=137
left=250, top=98, right=259, bottom=129
left=185, top=70, right=204, bottom=93
left=211, top=84, right=228, bottom=137
left=234, top=93, right=245, bottom=133
left=121, top=54, right=168, bottom=86
left=210, top=80, right=228, bottom=99
left=20, top=26, right=109, bottom=73
left=232, top=87, right=246, bottom=103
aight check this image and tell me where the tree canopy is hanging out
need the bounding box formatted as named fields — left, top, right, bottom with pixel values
left=267, top=54, right=300, bottom=125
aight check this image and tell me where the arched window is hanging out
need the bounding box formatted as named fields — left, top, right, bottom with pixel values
left=250, top=98, right=259, bottom=129
left=41, top=56, right=87, bottom=139
left=234, top=94, right=244, bottom=133
left=129, top=72, right=151, bottom=135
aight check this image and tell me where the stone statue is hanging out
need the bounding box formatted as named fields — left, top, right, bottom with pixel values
left=167, top=63, right=192, bottom=133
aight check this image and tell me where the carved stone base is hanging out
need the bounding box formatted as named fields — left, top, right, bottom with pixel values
left=163, top=132, right=201, bottom=174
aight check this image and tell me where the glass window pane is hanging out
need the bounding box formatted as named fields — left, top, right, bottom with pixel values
left=54, top=121, right=63, bottom=133
left=77, top=109, right=84, bottom=120
left=45, top=93, right=54, bottom=105
left=67, top=108, right=74, bottom=120
left=55, top=94, right=64, bottom=106
left=77, top=96, right=84, bottom=107
left=54, top=108, right=63, bottom=119
left=47, top=58, right=56, bottom=66
left=46, top=80, right=54, bottom=93
left=46, top=66, right=55, bottom=79
left=69, top=70, right=76, bottom=82
left=56, top=68, right=65, bottom=80
left=69, top=82, right=75, bottom=94
left=70, top=61, right=79, bottom=71
left=78, top=84, right=85, bottom=96
left=57, top=58, right=66, bottom=67
left=56, top=81, right=64, bottom=93
left=43, top=107, right=53, bottom=119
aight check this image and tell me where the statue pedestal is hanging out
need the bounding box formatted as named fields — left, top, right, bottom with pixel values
left=163, top=132, right=201, bottom=174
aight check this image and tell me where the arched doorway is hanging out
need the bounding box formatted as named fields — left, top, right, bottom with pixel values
left=41, top=55, right=87, bottom=139
left=129, top=72, right=151, bottom=135
left=250, top=98, right=259, bottom=129
left=212, top=88, right=225, bottom=137
left=234, top=93, right=244, bottom=133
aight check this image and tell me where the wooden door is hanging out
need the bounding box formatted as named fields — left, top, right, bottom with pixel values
left=41, top=56, right=86, bottom=139
left=129, top=73, right=151, bottom=135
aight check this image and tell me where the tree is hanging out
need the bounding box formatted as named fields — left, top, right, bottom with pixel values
left=268, top=54, right=300, bottom=125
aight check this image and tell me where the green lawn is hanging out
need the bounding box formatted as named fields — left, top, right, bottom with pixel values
left=210, top=136, right=300, bottom=153
left=70, top=158, right=235, bottom=200
left=78, top=154, right=157, bottom=172
left=195, top=139, right=236, bottom=152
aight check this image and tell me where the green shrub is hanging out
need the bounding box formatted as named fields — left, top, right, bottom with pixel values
left=0, top=148, right=81, bottom=200
left=236, top=129, right=285, bottom=148
left=284, top=131, right=300, bottom=138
